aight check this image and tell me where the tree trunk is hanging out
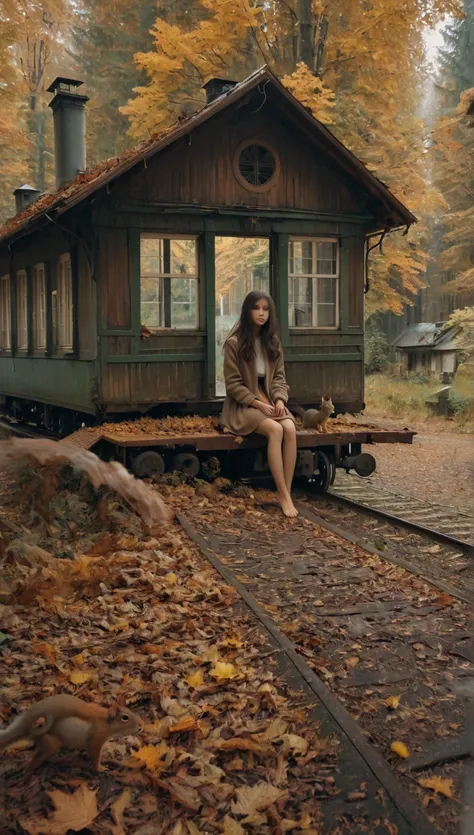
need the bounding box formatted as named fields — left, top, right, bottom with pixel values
left=298, top=0, right=313, bottom=69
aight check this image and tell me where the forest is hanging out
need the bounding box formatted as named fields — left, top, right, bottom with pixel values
left=1, top=0, right=474, bottom=319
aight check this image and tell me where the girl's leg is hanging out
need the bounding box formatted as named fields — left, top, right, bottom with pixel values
left=281, top=419, right=297, bottom=493
left=255, top=419, right=298, bottom=518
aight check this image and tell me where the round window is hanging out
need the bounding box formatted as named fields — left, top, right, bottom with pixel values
left=234, top=141, right=279, bottom=192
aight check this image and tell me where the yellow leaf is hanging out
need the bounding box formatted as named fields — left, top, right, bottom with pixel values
left=132, top=743, right=169, bottom=771
left=210, top=661, right=238, bottom=681
left=69, top=671, right=93, bottom=686
left=419, top=776, right=454, bottom=798
left=164, top=573, right=178, bottom=584
left=186, top=669, right=204, bottom=688
left=390, top=741, right=410, bottom=758
left=385, top=695, right=401, bottom=710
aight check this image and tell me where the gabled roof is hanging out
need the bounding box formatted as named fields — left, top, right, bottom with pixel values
left=0, top=66, right=416, bottom=245
left=392, top=323, right=459, bottom=351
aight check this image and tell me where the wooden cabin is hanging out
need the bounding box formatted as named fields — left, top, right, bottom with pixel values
left=0, top=68, right=415, bottom=433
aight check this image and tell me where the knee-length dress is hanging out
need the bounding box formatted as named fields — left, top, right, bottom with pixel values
left=220, top=334, right=296, bottom=436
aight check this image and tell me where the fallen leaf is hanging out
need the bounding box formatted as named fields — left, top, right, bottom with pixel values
left=419, top=776, right=454, bottom=798
left=132, top=743, right=169, bottom=771
left=169, top=715, right=199, bottom=734
left=231, top=782, right=288, bottom=816
left=69, top=671, right=93, bottom=686
left=223, top=816, right=245, bottom=835
left=20, top=784, right=99, bottom=834
left=384, top=695, right=401, bottom=710
left=164, top=572, right=179, bottom=584
left=209, top=661, right=238, bottom=681
left=346, top=656, right=360, bottom=668
left=390, top=741, right=410, bottom=758
left=217, top=737, right=274, bottom=756
left=222, top=637, right=244, bottom=648
left=186, top=669, right=204, bottom=688
left=110, top=788, right=132, bottom=835
left=156, top=777, right=201, bottom=811
left=278, top=734, right=309, bottom=757
left=347, top=790, right=367, bottom=801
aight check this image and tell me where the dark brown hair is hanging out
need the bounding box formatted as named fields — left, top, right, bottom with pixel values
left=230, top=290, right=281, bottom=363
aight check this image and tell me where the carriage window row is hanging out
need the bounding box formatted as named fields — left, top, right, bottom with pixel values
left=139, top=234, right=340, bottom=332
left=0, top=256, right=72, bottom=351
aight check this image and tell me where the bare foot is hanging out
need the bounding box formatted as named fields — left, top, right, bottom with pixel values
left=278, top=495, right=298, bottom=518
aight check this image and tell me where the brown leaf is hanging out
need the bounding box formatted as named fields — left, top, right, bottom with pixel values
left=20, top=784, right=98, bottom=835
left=217, top=737, right=274, bottom=757
left=110, top=788, right=133, bottom=835
left=156, top=777, right=201, bottom=811
left=278, top=734, right=309, bottom=757
left=231, top=782, right=288, bottom=816
left=223, top=816, right=245, bottom=835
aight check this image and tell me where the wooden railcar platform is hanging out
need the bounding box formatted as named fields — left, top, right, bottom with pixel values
left=64, top=425, right=416, bottom=452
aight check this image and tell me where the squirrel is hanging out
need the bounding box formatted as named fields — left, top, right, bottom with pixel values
left=0, top=694, right=143, bottom=771
left=292, top=395, right=335, bottom=432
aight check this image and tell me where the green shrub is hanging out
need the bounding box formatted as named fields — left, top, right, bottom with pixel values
left=365, top=321, right=389, bottom=374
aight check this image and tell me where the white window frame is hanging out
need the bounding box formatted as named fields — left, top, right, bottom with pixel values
left=140, top=233, right=199, bottom=331
left=16, top=269, right=28, bottom=351
left=289, top=237, right=340, bottom=330
left=57, top=254, right=73, bottom=350
left=33, top=263, right=47, bottom=350
left=0, top=275, right=11, bottom=350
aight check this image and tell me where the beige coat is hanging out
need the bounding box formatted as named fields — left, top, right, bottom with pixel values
left=221, top=335, right=296, bottom=436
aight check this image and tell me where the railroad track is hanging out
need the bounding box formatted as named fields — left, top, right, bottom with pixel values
left=182, top=494, right=474, bottom=835
left=327, top=474, right=474, bottom=555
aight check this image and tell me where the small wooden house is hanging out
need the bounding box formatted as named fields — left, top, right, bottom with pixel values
left=392, top=323, right=459, bottom=381
left=0, top=67, right=415, bottom=432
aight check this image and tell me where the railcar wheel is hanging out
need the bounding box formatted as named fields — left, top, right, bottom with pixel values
left=173, top=452, right=200, bottom=477
left=306, top=450, right=332, bottom=493
left=131, top=451, right=166, bottom=478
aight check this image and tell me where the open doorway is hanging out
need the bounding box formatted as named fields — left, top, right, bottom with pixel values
left=215, top=237, right=270, bottom=397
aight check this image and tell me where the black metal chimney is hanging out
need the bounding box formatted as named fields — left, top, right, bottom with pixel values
left=47, top=77, right=89, bottom=190
left=202, top=78, right=238, bottom=105
left=13, top=184, right=42, bottom=214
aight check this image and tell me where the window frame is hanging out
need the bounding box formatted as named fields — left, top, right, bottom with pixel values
left=15, top=269, right=28, bottom=351
left=57, top=253, right=73, bottom=351
left=0, top=275, right=12, bottom=351
left=139, top=233, right=200, bottom=332
left=288, top=236, right=340, bottom=331
left=33, top=263, right=47, bottom=352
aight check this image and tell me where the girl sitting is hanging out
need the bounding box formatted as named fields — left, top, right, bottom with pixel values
left=221, top=291, right=298, bottom=518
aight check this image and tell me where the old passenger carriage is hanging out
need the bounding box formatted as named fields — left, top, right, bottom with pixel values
left=0, top=68, right=416, bottom=486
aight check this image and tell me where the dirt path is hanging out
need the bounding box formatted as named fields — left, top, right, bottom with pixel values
left=353, top=412, right=474, bottom=514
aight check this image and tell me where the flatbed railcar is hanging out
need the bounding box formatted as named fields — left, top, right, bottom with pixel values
left=0, top=68, right=416, bottom=487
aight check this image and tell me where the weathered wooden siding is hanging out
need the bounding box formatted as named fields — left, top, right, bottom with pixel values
left=0, top=356, right=95, bottom=410
left=99, top=228, right=130, bottom=330
left=115, top=107, right=363, bottom=215
left=348, top=236, right=365, bottom=328
left=100, top=361, right=204, bottom=407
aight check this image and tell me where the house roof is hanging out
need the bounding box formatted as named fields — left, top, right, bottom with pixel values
left=392, top=323, right=459, bottom=351
left=0, top=66, right=416, bottom=246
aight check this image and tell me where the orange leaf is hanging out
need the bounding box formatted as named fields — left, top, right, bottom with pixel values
left=419, top=776, right=454, bottom=798
left=169, top=715, right=199, bottom=734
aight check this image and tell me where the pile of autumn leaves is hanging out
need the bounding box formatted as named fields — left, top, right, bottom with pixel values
left=0, top=471, right=336, bottom=834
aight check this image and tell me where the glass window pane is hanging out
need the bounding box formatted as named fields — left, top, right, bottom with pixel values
left=141, top=276, right=162, bottom=328
left=289, top=277, right=312, bottom=326
left=289, top=240, right=313, bottom=275
left=170, top=239, right=197, bottom=276
left=316, top=277, right=337, bottom=326
left=316, top=241, right=337, bottom=275
left=140, top=238, right=163, bottom=275
left=171, top=278, right=197, bottom=328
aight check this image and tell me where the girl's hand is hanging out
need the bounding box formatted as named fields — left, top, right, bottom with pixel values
left=274, top=399, right=285, bottom=417
left=254, top=400, right=275, bottom=417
